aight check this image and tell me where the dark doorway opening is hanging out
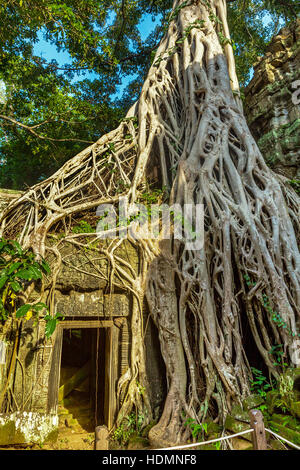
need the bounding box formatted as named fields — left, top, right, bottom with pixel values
left=59, top=328, right=106, bottom=431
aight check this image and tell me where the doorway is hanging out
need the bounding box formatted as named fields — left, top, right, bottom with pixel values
left=48, top=320, right=120, bottom=431
left=58, top=328, right=105, bottom=431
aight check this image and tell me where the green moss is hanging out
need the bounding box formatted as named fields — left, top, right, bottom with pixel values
left=127, top=434, right=149, bottom=450
left=0, top=420, right=26, bottom=446
left=257, top=119, right=300, bottom=165
left=206, top=421, right=222, bottom=435
left=231, top=404, right=250, bottom=423
left=269, top=419, right=300, bottom=446
left=44, top=428, right=59, bottom=444
left=224, top=415, right=252, bottom=441
left=266, top=390, right=280, bottom=415
left=242, top=394, right=265, bottom=411
left=291, top=402, right=300, bottom=419
left=272, top=413, right=300, bottom=432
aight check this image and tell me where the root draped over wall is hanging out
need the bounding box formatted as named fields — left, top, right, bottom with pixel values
left=0, top=0, right=299, bottom=447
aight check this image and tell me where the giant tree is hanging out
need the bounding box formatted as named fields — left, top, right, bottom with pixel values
left=0, top=0, right=299, bottom=447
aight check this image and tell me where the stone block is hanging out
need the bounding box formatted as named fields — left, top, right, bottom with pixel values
left=0, top=412, right=58, bottom=445
left=242, top=394, right=265, bottom=411
left=224, top=415, right=252, bottom=442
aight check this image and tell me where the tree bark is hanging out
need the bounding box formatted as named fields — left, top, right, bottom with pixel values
left=0, top=0, right=299, bottom=446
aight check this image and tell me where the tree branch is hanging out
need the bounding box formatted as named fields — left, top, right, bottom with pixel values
left=0, top=114, right=94, bottom=144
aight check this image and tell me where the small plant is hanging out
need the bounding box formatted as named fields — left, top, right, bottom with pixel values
left=250, top=367, right=271, bottom=399
left=72, top=220, right=95, bottom=234
left=111, top=412, right=145, bottom=446
left=261, top=293, right=300, bottom=338
left=184, top=417, right=208, bottom=440
left=213, top=440, right=221, bottom=450
left=83, top=434, right=95, bottom=445
left=0, top=237, right=63, bottom=338
left=258, top=403, right=268, bottom=413
left=289, top=179, right=300, bottom=195
left=136, top=380, right=146, bottom=396
left=274, top=372, right=295, bottom=414
left=268, top=344, right=288, bottom=368
left=138, top=186, right=167, bottom=205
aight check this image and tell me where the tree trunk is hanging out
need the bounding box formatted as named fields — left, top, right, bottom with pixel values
left=0, top=0, right=299, bottom=446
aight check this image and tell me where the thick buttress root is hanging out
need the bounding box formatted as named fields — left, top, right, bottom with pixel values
left=0, top=0, right=299, bottom=446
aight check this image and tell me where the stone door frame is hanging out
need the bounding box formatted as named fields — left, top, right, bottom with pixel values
left=47, top=319, right=122, bottom=430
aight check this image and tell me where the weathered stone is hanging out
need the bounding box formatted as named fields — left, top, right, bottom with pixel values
left=224, top=415, right=252, bottom=441
left=231, top=437, right=253, bottom=451
left=52, top=240, right=139, bottom=293
left=95, top=425, right=109, bottom=450
left=206, top=421, right=222, bottom=435
left=127, top=435, right=149, bottom=450
left=0, top=412, right=58, bottom=445
left=231, top=404, right=250, bottom=423
left=291, top=402, right=300, bottom=419
left=269, top=416, right=300, bottom=446
left=242, top=394, right=265, bottom=411
left=266, top=390, right=280, bottom=415
left=271, top=413, right=300, bottom=433
left=245, top=19, right=300, bottom=179
left=55, top=289, right=130, bottom=317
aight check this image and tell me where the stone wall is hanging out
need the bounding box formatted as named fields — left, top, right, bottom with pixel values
left=0, top=236, right=166, bottom=445
left=245, top=19, right=300, bottom=178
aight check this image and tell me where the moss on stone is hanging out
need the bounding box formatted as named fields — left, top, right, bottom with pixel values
left=127, top=434, right=149, bottom=450
left=0, top=420, right=26, bottom=446
left=242, top=394, right=265, bottom=411
left=291, top=402, right=300, bottom=419
left=231, top=404, right=250, bottom=423
left=266, top=390, right=280, bottom=415
left=224, top=415, right=252, bottom=441
left=271, top=413, right=300, bottom=432
left=44, top=428, right=59, bottom=444
left=269, top=419, right=300, bottom=446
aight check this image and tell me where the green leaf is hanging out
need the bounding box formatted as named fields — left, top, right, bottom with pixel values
left=0, top=240, right=7, bottom=252
left=10, top=280, right=22, bottom=292
left=41, top=260, right=51, bottom=274
left=45, top=318, right=58, bottom=338
left=16, top=265, right=41, bottom=280
left=32, top=302, right=48, bottom=311
left=0, top=274, right=8, bottom=289
left=11, top=241, right=23, bottom=255
left=16, top=304, right=32, bottom=318
left=8, top=262, right=23, bottom=275
left=16, top=269, right=34, bottom=280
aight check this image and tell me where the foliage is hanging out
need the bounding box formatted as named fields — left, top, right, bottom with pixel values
left=262, top=293, right=300, bottom=338
left=276, top=372, right=295, bottom=413
left=72, top=220, right=95, bottom=234
left=250, top=367, right=271, bottom=398
left=268, top=344, right=288, bottom=368
left=227, top=0, right=299, bottom=86
left=184, top=417, right=208, bottom=440
left=289, top=179, right=300, bottom=195
left=0, top=237, right=62, bottom=337
left=111, top=411, right=145, bottom=446
left=0, top=0, right=298, bottom=188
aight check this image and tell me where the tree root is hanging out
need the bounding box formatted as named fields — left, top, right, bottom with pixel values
left=0, top=0, right=299, bottom=444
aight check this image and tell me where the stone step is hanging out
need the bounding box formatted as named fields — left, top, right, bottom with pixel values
left=59, top=413, right=73, bottom=425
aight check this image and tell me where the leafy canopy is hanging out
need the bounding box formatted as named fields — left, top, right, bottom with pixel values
left=0, top=0, right=298, bottom=189
left=0, top=237, right=62, bottom=337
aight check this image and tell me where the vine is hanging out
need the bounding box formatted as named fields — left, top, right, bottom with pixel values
left=0, top=0, right=299, bottom=446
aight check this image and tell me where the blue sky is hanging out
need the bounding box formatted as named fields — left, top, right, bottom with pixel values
left=33, top=14, right=162, bottom=98
left=32, top=11, right=280, bottom=97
